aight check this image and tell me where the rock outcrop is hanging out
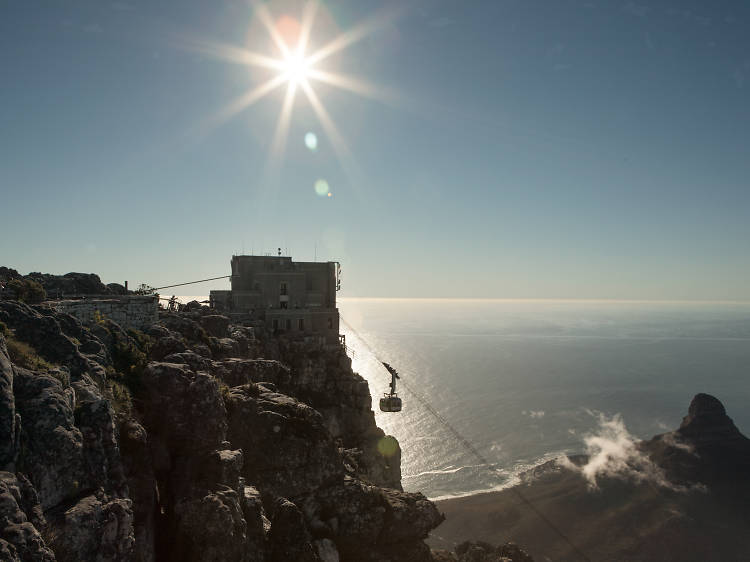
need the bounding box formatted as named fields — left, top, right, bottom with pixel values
left=0, top=284, right=447, bottom=561
left=643, top=393, right=750, bottom=495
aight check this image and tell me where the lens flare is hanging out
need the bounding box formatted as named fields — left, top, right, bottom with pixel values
left=305, top=132, right=318, bottom=151
left=377, top=436, right=399, bottom=458
left=179, top=0, right=402, bottom=187
left=314, top=178, right=330, bottom=196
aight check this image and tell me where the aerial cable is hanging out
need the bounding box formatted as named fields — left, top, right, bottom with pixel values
left=340, top=316, right=592, bottom=562
left=147, top=275, right=231, bottom=292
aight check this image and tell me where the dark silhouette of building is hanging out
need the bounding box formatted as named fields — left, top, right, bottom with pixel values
left=210, top=255, right=340, bottom=343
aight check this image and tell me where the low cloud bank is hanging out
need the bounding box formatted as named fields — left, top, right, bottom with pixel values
left=558, top=413, right=693, bottom=491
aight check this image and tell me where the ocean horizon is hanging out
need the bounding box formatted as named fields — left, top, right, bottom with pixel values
left=338, top=298, right=750, bottom=500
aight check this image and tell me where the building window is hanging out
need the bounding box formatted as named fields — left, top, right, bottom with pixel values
left=280, top=282, right=288, bottom=296
left=285, top=319, right=291, bottom=331
left=327, top=317, right=333, bottom=329
left=298, top=318, right=305, bottom=331
left=272, top=319, right=279, bottom=331
left=280, top=301, right=288, bottom=309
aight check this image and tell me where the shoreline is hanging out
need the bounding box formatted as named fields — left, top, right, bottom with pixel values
left=416, top=450, right=572, bottom=503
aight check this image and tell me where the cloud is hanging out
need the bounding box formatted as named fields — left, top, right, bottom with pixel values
left=558, top=412, right=695, bottom=491
left=522, top=410, right=545, bottom=419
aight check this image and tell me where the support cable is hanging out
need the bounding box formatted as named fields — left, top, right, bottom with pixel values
left=151, top=275, right=231, bottom=291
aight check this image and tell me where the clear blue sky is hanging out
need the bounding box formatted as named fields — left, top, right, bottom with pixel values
left=2, top=0, right=749, bottom=299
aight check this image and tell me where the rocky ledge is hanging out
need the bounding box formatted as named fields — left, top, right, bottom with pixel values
left=0, top=292, right=534, bottom=562
left=0, top=295, right=448, bottom=562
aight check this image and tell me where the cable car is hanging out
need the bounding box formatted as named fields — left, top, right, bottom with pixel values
left=379, top=362, right=402, bottom=412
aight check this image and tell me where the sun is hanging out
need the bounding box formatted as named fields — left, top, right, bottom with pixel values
left=180, top=0, right=398, bottom=180
left=281, top=51, right=312, bottom=85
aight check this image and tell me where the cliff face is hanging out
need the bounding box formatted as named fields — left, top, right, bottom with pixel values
left=0, top=300, right=443, bottom=561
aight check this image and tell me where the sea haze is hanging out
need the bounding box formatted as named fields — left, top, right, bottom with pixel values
left=338, top=298, right=750, bottom=500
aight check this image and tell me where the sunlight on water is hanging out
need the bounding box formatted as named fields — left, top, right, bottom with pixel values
left=339, top=298, right=750, bottom=499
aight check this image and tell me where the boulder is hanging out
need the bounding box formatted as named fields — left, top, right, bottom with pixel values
left=200, top=315, right=231, bottom=339
left=267, top=498, right=318, bottom=562
left=216, top=359, right=291, bottom=388
left=158, top=315, right=209, bottom=345
left=314, top=478, right=443, bottom=560
left=25, top=272, right=109, bottom=296
left=225, top=386, right=343, bottom=499
left=0, top=471, right=55, bottom=562
left=47, top=494, right=134, bottom=561
left=13, top=368, right=86, bottom=510
left=140, top=362, right=227, bottom=456
left=172, top=487, right=251, bottom=562
left=148, top=336, right=187, bottom=362
left=241, top=484, right=270, bottom=557
left=105, top=283, right=128, bottom=296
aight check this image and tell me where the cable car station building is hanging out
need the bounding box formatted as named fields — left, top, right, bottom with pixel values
left=210, top=255, right=340, bottom=344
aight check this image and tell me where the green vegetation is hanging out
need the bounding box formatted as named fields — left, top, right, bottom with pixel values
left=218, top=381, right=231, bottom=403
left=110, top=329, right=152, bottom=396
left=2, top=320, right=66, bottom=384
left=5, top=278, right=46, bottom=304
left=108, top=379, right=134, bottom=417
left=6, top=337, right=56, bottom=372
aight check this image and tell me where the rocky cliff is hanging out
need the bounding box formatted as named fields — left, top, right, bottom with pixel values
left=0, top=294, right=525, bottom=561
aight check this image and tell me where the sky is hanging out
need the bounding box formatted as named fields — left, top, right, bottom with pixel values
left=1, top=0, right=749, bottom=300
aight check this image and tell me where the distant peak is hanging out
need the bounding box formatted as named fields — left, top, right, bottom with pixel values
left=687, top=393, right=726, bottom=419
left=679, top=393, right=736, bottom=436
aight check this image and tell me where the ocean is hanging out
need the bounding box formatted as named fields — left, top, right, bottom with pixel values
left=337, top=298, right=750, bottom=500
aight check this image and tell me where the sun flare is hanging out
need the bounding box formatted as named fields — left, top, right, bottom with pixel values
left=181, top=0, right=398, bottom=182
left=281, top=51, right=312, bottom=85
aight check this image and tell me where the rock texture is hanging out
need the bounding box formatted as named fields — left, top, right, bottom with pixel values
left=644, top=393, right=750, bottom=494
left=0, top=283, right=450, bottom=561
left=1, top=301, right=135, bottom=561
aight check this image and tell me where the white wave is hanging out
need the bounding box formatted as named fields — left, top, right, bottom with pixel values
left=403, top=463, right=489, bottom=479
left=426, top=450, right=570, bottom=501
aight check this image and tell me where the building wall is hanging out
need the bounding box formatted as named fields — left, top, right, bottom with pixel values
left=228, top=256, right=336, bottom=311
left=49, top=296, right=158, bottom=330
left=266, top=308, right=339, bottom=340
left=211, top=255, right=339, bottom=343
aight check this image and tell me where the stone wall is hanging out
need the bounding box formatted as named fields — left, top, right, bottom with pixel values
left=49, top=295, right=158, bottom=330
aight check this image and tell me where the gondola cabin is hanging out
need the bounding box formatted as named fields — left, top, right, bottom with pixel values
left=380, top=394, right=402, bottom=412
left=379, top=362, right=403, bottom=413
